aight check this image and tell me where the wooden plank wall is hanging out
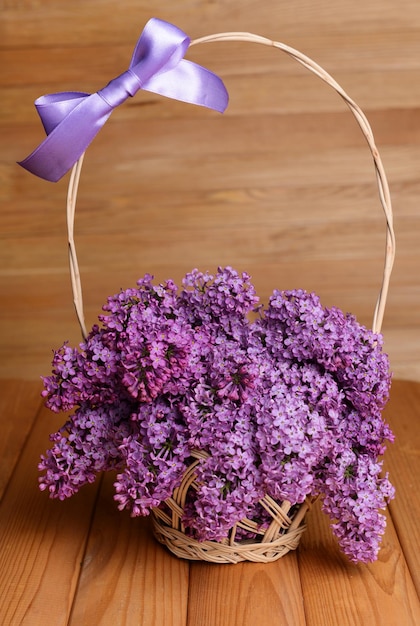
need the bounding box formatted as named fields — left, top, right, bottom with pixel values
left=1, top=0, right=420, bottom=381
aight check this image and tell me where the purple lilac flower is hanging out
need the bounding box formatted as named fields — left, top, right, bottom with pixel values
left=38, top=400, right=136, bottom=498
left=39, top=267, right=394, bottom=563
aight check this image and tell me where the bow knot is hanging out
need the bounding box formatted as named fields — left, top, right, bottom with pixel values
left=19, top=18, right=229, bottom=182
left=98, top=70, right=143, bottom=108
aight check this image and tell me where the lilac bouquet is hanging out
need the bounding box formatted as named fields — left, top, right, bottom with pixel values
left=39, top=266, right=394, bottom=563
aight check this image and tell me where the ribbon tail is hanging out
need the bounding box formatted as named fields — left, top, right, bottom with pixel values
left=18, top=94, right=113, bottom=182
left=141, top=58, right=229, bottom=113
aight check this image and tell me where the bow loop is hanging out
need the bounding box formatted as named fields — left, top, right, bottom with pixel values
left=19, top=18, right=228, bottom=182
left=129, top=18, right=190, bottom=75
left=35, top=92, right=89, bottom=134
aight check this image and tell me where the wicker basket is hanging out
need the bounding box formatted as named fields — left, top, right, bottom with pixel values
left=151, top=450, right=313, bottom=563
left=65, top=30, right=395, bottom=563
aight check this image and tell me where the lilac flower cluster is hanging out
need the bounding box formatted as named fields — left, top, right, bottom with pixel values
left=39, top=267, right=394, bottom=563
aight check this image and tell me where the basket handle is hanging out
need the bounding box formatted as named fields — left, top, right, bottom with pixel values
left=67, top=31, right=395, bottom=340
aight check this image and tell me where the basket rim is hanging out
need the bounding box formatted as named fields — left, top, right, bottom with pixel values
left=151, top=506, right=310, bottom=563
left=150, top=448, right=315, bottom=563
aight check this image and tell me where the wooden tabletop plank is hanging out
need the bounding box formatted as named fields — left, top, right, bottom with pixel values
left=382, top=380, right=420, bottom=595
left=0, top=401, right=100, bottom=626
left=296, top=378, right=420, bottom=625
left=0, top=379, right=43, bottom=501
left=298, top=502, right=420, bottom=625
left=187, top=556, right=306, bottom=626
left=68, top=473, right=189, bottom=626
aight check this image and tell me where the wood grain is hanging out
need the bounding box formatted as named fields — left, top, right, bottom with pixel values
left=1, top=380, right=419, bottom=625
left=299, top=504, right=420, bottom=625
left=1, top=1, right=420, bottom=382
left=187, top=557, right=306, bottom=626
left=69, top=474, right=189, bottom=626
left=0, top=404, right=99, bottom=625
left=0, top=380, right=42, bottom=500
left=383, top=380, right=420, bottom=595
left=298, top=379, right=420, bottom=625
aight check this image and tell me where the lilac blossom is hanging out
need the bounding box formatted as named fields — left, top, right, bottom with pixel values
left=39, top=267, right=394, bottom=563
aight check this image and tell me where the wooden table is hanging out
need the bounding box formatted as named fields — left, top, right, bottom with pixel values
left=0, top=378, right=419, bottom=625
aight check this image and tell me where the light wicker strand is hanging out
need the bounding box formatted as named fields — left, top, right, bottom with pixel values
left=67, top=151, right=87, bottom=339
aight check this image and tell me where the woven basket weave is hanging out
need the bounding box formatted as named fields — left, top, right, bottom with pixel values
left=66, top=31, right=395, bottom=563
left=151, top=450, right=313, bottom=563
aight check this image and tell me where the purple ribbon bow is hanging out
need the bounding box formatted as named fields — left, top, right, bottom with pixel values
left=18, top=18, right=229, bottom=182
